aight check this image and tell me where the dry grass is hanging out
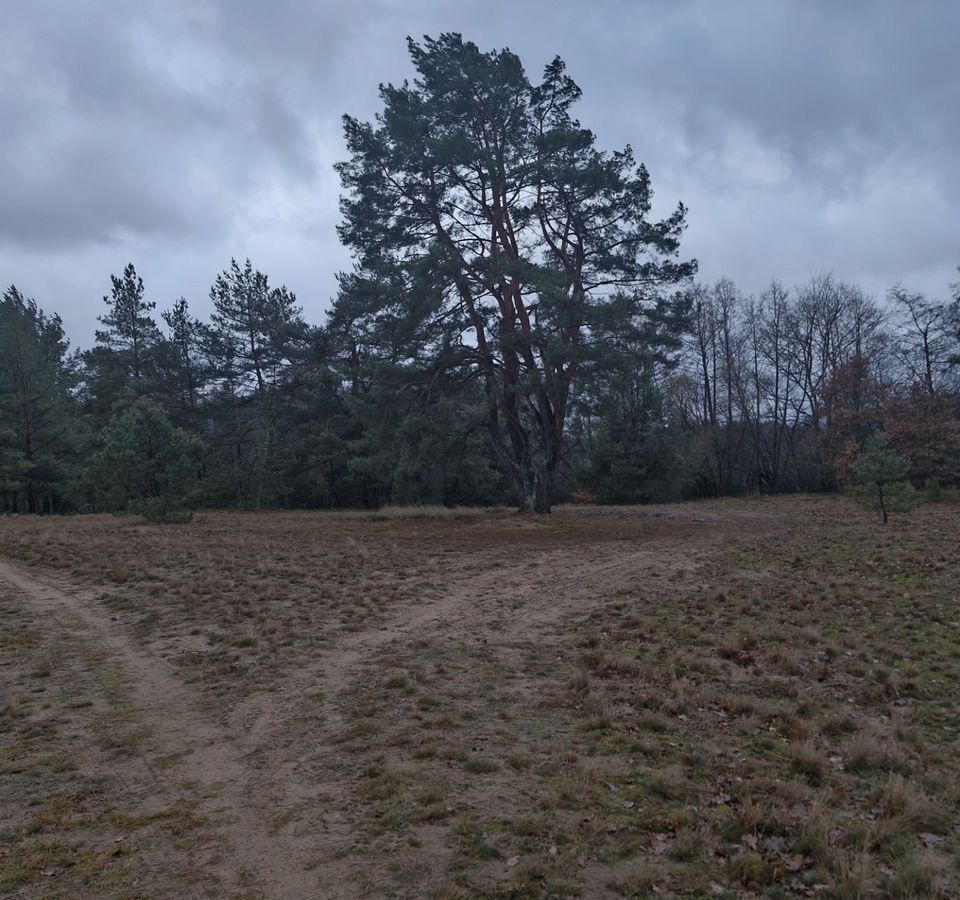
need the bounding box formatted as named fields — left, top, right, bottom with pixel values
left=371, top=504, right=509, bottom=519
left=1, top=494, right=958, bottom=897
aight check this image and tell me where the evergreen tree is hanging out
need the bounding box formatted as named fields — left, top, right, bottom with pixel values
left=0, top=286, right=83, bottom=512
left=159, top=297, right=209, bottom=426
left=577, top=372, right=691, bottom=503
left=96, top=262, right=161, bottom=381
left=336, top=34, right=694, bottom=512
left=86, top=398, right=204, bottom=521
left=202, top=259, right=311, bottom=506
left=848, top=432, right=918, bottom=524
left=84, top=263, right=162, bottom=417
left=208, top=258, right=305, bottom=393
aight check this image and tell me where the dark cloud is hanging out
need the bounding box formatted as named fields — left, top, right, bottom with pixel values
left=1, top=0, right=957, bottom=345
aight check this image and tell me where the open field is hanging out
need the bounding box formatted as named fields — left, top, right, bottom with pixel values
left=0, top=496, right=958, bottom=899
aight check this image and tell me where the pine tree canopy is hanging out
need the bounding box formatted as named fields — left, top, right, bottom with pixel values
left=334, top=34, right=696, bottom=511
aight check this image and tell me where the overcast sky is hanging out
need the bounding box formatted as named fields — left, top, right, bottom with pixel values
left=2, top=0, right=958, bottom=347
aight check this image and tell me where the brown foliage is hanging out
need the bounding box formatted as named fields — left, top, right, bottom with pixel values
left=821, top=357, right=960, bottom=486
left=820, top=355, right=886, bottom=475
left=884, top=387, right=960, bottom=484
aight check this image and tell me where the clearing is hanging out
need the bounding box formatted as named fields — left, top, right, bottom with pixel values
left=0, top=496, right=958, bottom=898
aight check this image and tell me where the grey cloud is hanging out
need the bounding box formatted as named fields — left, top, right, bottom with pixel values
left=1, top=0, right=957, bottom=345
left=1, top=0, right=316, bottom=248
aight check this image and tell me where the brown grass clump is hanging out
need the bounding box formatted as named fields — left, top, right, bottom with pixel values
left=845, top=730, right=911, bottom=775
left=789, top=738, right=830, bottom=785
left=873, top=774, right=951, bottom=840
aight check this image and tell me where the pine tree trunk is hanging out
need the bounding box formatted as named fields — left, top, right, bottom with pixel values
left=516, top=458, right=552, bottom=513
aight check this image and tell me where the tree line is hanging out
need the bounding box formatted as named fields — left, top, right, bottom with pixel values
left=2, top=34, right=958, bottom=516
left=2, top=263, right=957, bottom=516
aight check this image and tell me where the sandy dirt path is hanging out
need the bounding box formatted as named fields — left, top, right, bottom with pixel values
left=0, top=560, right=318, bottom=899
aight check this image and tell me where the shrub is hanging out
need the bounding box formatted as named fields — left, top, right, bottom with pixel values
left=129, top=497, right=194, bottom=525
left=922, top=477, right=944, bottom=502
left=847, top=433, right=920, bottom=523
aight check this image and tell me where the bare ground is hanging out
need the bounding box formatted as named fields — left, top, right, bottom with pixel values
left=1, top=496, right=958, bottom=898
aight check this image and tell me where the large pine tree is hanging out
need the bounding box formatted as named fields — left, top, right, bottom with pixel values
left=335, top=34, right=695, bottom=511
